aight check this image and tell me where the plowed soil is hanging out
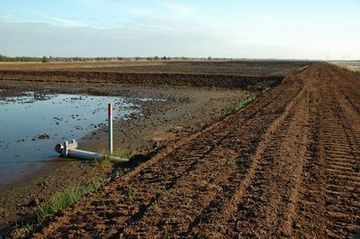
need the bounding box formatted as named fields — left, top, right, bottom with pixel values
left=0, top=70, right=282, bottom=90
left=26, top=63, right=360, bottom=238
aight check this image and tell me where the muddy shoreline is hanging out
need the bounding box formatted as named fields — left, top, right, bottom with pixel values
left=0, top=80, right=253, bottom=229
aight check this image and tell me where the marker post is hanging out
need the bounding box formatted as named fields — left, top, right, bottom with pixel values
left=108, top=103, right=113, bottom=154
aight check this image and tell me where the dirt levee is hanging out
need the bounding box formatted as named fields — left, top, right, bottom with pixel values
left=26, top=63, right=360, bottom=238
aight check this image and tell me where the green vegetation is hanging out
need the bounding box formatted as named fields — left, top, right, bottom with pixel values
left=0, top=54, right=233, bottom=63
left=9, top=180, right=104, bottom=238
left=90, top=149, right=131, bottom=179
left=98, top=157, right=113, bottom=168
left=108, top=149, right=132, bottom=159
left=0, top=54, right=126, bottom=62
left=41, top=56, right=49, bottom=63
left=97, top=149, right=131, bottom=166
left=0, top=54, right=45, bottom=62
left=8, top=149, right=133, bottom=237
left=37, top=180, right=103, bottom=220
left=225, top=95, right=257, bottom=116
left=233, top=95, right=257, bottom=112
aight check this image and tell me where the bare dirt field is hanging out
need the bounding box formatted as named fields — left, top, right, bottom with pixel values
left=2, top=61, right=359, bottom=238
left=0, top=60, right=288, bottom=236
left=0, top=60, right=309, bottom=75
left=332, top=61, right=360, bottom=72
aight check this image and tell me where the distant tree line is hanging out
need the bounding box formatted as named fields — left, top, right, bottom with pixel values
left=0, top=54, right=235, bottom=63
left=0, top=54, right=46, bottom=62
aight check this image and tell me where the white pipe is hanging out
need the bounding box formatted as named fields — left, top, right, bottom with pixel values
left=67, top=149, right=101, bottom=160
left=55, top=140, right=128, bottom=163
left=68, top=149, right=128, bottom=163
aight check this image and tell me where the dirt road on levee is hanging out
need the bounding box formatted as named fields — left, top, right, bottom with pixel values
left=35, top=63, right=360, bottom=238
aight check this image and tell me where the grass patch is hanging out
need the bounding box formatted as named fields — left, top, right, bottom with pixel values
left=92, top=157, right=112, bottom=169
left=99, top=149, right=132, bottom=162
left=7, top=149, right=133, bottom=237
left=233, top=96, right=257, bottom=112
left=92, top=149, right=132, bottom=168
left=8, top=180, right=104, bottom=238
left=108, top=149, right=132, bottom=159
left=37, top=180, right=102, bottom=220
left=225, top=95, right=257, bottom=116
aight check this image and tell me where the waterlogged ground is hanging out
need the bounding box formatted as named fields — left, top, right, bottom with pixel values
left=0, top=92, right=138, bottom=187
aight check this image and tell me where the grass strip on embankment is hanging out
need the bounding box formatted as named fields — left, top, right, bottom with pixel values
left=37, top=180, right=102, bottom=219
left=225, top=95, right=257, bottom=116
left=7, top=149, right=134, bottom=238
left=7, top=180, right=104, bottom=238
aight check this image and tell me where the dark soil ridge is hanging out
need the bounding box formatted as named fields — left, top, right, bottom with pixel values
left=0, top=70, right=283, bottom=89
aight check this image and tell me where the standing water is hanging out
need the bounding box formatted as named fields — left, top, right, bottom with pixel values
left=0, top=92, right=137, bottom=188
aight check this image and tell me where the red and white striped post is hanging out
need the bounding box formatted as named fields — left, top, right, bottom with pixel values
left=108, top=103, right=113, bottom=154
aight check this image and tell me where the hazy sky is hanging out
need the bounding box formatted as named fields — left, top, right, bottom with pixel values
left=0, top=0, right=359, bottom=59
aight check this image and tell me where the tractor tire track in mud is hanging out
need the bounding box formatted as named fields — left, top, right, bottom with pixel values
left=33, top=64, right=360, bottom=238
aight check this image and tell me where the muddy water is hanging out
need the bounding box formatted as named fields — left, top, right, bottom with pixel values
left=0, top=92, right=138, bottom=188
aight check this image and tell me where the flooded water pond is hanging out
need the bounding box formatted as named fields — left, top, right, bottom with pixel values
left=0, top=92, right=138, bottom=188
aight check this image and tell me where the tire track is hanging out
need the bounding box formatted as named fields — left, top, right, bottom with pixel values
left=321, top=84, right=360, bottom=238
left=232, top=88, right=309, bottom=238
left=291, top=78, right=327, bottom=238
left=121, top=80, right=305, bottom=238
left=179, top=77, right=307, bottom=239
left=292, top=64, right=360, bottom=238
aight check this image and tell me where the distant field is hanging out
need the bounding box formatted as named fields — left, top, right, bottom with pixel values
left=0, top=60, right=313, bottom=90
left=332, top=61, right=360, bottom=72
left=0, top=60, right=311, bottom=76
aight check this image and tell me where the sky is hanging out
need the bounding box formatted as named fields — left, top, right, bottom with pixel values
left=0, top=0, right=359, bottom=59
